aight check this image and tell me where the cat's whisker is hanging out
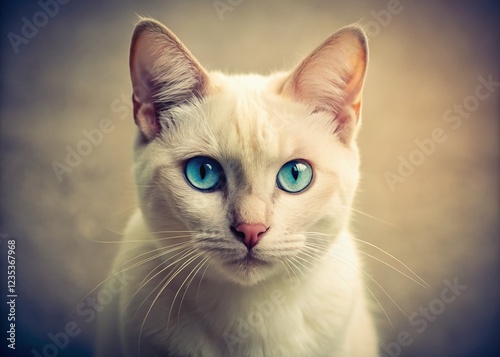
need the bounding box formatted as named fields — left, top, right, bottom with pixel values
left=196, top=260, right=211, bottom=303
left=283, top=258, right=300, bottom=284
left=124, top=247, right=192, bottom=313
left=138, top=249, right=198, bottom=355
left=175, top=255, right=210, bottom=326
left=109, top=204, right=137, bottom=217
left=71, top=270, right=131, bottom=316
left=70, top=243, right=191, bottom=316
left=348, top=280, right=392, bottom=327
left=137, top=247, right=192, bottom=287
left=302, top=232, right=429, bottom=289
left=298, top=247, right=346, bottom=284
left=301, top=245, right=356, bottom=291
left=357, top=266, right=409, bottom=318
left=303, top=241, right=398, bottom=327
left=304, top=240, right=411, bottom=316
left=158, top=252, right=202, bottom=330
left=84, top=239, right=132, bottom=244
left=337, top=205, right=402, bottom=231
left=300, top=243, right=398, bottom=330
left=117, top=241, right=192, bottom=271
left=298, top=247, right=328, bottom=267
left=325, top=257, right=394, bottom=327
left=133, top=249, right=197, bottom=321
left=289, top=256, right=312, bottom=277
left=122, top=247, right=193, bottom=308
left=284, top=257, right=304, bottom=281
left=305, top=231, right=429, bottom=288
left=149, top=230, right=198, bottom=234
left=155, top=234, right=193, bottom=241
left=87, top=228, right=192, bottom=243
left=330, top=251, right=409, bottom=319
left=350, top=237, right=430, bottom=289
left=102, top=227, right=127, bottom=236
left=294, top=253, right=317, bottom=268
left=280, top=260, right=294, bottom=287
left=292, top=255, right=319, bottom=282
left=169, top=252, right=205, bottom=311
left=167, top=253, right=204, bottom=328
left=122, top=234, right=192, bottom=243
left=126, top=240, right=191, bottom=257
left=357, top=250, right=428, bottom=290
left=132, top=260, right=182, bottom=323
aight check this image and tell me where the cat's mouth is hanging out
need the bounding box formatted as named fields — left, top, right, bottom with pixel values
left=218, top=251, right=277, bottom=285
left=225, top=252, right=270, bottom=268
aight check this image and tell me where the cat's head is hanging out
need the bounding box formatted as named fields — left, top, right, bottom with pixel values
left=129, top=18, right=368, bottom=286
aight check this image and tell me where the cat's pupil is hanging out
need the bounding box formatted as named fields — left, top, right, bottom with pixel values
left=292, top=165, right=299, bottom=181
left=200, top=164, right=207, bottom=180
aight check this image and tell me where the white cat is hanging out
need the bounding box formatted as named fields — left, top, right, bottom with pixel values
left=96, top=18, right=377, bottom=357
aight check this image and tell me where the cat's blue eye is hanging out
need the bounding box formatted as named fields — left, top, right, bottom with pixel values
left=185, top=156, right=225, bottom=192
left=276, top=160, right=313, bottom=193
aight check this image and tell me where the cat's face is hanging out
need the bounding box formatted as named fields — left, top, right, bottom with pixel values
left=130, top=19, right=367, bottom=285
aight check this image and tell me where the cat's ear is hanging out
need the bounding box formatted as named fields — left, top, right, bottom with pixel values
left=281, top=25, right=368, bottom=144
left=130, top=18, right=211, bottom=140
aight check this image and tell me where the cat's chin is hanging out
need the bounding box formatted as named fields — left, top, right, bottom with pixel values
left=216, top=256, right=277, bottom=286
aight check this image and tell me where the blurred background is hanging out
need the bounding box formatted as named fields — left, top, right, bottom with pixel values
left=0, top=0, right=498, bottom=356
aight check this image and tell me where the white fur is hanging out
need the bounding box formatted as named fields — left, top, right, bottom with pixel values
left=96, top=19, right=377, bottom=357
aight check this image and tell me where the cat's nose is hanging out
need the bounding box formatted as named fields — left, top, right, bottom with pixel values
left=232, top=223, right=268, bottom=250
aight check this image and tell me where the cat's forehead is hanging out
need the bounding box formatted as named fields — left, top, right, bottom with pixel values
left=206, top=73, right=310, bottom=156
left=164, top=73, right=337, bottom=170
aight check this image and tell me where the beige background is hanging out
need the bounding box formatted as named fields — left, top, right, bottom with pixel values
left=1, top=0, right=498, bottom=356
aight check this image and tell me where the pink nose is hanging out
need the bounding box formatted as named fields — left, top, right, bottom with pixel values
left=233, top=223, right=268, bottom=249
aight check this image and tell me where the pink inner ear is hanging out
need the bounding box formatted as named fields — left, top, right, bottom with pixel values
left=129, top=29, right=163, bottom=140
left=280, top=26, right=368, bottom=144
left=129, top=19, right=212, bottom=141
left=352, top=101, right=361, bottom=119
left=133, top=94, right=159, bottom=139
